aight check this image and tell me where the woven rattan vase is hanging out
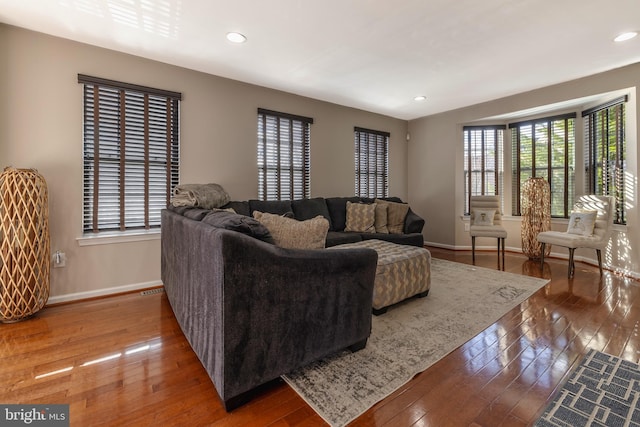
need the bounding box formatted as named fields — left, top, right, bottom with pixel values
left=0, top=167, right=50, bottom=322
left=521, top=177, right=551, bottom=259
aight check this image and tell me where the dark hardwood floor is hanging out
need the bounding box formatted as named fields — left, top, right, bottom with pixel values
left=1, top=248, right=638, bottom=426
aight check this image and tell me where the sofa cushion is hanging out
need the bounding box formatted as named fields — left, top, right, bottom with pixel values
left=375, top=199, right=409, bottom=234
left=325, top=197, right=362, bottom=231
left=325, top=231, right=364, bottom=247
left=360, top=232, right=424, bottom=247
left=374, top=203, right=389, bottom=234
left=253, top=211, right=329, bottom=249
left=249, top=200, right=293, bottom=217
left=345, top=201, right=376, bottom=233
left=292, top=197, right=332, bottom=228
left=202, top=211, right=274, bottom=244
left=222, top=201, right=251, bottom=217
left=181, top=207, right=212, bottom=221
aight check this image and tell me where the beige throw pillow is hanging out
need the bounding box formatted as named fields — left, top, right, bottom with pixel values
left=567, top=210, right=597, bottom=236
left=375, top=199, right=409, bottom=234
left=252, top=211, right=329, bottom=249
left=374, top=203, right=389, bottom=234
left=344, top=202, right=376, bottom=233
left=473, top=208, right=495, bottom=226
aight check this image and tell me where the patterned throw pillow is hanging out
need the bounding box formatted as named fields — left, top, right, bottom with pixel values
left=473, top=209, right=495, bottom=226
left=344, top=202, right=376, bottom=233
left=567, top=211, right=597, bottom=236
left=252, top=211, right=329, bottom=249
left=374, top=203, right=389, bottom=234
left=375, top=199, right=409, bottom=234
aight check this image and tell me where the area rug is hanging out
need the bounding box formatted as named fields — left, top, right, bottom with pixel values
left=534, top=349, right=640, bottom=426
left=282, top=258, right=549, bottom=427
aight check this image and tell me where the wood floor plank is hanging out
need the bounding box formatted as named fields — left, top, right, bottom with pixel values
left=0, top=248, right=638, bottom=426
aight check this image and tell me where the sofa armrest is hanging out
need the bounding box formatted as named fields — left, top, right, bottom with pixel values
left=218, top=231, right=377, bottom=401
left=404, top=208, right=425, bottom=234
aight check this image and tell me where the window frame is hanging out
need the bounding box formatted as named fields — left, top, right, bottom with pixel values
left=510, top=113, right=576, bottom=218
left=463, top=125, right=505, bottom=215
left=79, top=74, right=180, bottom=234
left=257, top=108, right=313, bottom=201
left=354, top=127, right=389, bottom=198
left=583, top=96, right=627, bottom=225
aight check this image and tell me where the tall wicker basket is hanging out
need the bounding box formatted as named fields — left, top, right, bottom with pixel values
left=521, top=176, right=551, bottom=259
left=0, top=167, right=50, bottom=322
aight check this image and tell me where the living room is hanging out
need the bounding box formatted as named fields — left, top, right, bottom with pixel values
left=1, top=1, right=640, bottom=425
left=1, top=23, right=637, bottom=303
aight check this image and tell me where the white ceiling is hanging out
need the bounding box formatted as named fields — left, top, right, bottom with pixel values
left=1, top=0, right=639, bottom=120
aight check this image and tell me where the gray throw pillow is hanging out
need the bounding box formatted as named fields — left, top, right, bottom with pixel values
left=202, top=211, right=274, bottom=244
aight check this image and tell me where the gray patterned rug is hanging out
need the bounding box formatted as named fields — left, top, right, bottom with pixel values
left=282, top=258, right=549, bottom=426
left=535, top=349, right=640, bottom=426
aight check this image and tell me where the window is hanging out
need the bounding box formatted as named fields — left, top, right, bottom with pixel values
left=354, top=127, right=389, bottom=198
left=80, top=75, right=180, bottom=233
left=583, top=96, right=627, bottom=225
left=257, top=108, right=312, bottom=200
left=510, top=114, right=575, bottom=217
left=463, top=126, right=505, bottom=215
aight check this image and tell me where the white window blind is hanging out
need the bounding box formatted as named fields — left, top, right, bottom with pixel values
left=354, top=127, right=389, bottom=198
left=257, top=108, right=312, bottom=200
left=583, top=96, right=627, bottom=225
left=80, top=74, right=180, bottom=233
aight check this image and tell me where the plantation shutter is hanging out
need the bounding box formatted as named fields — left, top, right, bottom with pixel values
left=354, top=127, right=389, bottom=198
left=257, top=108, right=312, bottom=200
left=463, top=126, right=505, bottom=215
left=79, top=74, right=180, bottom=232
left=510, top=113, right=575, bottom=217
left=583, top=96, right=627, bottom=225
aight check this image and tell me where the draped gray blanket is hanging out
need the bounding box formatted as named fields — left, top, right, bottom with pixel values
left=171, top=183, right=230, bottom=209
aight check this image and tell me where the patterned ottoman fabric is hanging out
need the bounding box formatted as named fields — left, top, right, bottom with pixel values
left=330, top=239, right=431, bottom=310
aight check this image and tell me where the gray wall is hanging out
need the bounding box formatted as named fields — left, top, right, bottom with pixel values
left=0, top=24, right=408, bottom=300
left=408, top=64, right=639, bottom=277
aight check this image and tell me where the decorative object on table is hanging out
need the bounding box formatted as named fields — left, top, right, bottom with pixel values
left=538, top=195, right=614, bottom=278
left=469, top=195, right=507, bottom=269
left=0, top=167, right=50, bottom=322
left=521, top=176, right=550, bottom=259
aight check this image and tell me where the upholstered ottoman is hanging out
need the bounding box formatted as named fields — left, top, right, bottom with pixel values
left=331, top=239, right=431, bottom=314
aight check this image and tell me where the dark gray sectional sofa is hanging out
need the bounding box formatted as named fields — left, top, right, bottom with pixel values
left=223, top=196, right=425, bottom=247
left=160, top=196, right=424, bottom=410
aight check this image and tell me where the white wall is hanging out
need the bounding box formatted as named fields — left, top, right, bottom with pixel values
left=0, top=25, right=408, bottom=301
left=408, top=63, right=640, bottom=278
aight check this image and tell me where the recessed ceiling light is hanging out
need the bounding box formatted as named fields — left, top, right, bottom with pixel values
left=614, top=31, right=637, bottom=42
left=226, top=32, right=247, bottom=43
left=414, top=95, right=426, bottom=101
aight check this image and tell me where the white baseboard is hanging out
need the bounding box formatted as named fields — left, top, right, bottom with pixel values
left=47, top=280, right=163, bottom=305
left=424, top=241, right=640, bottom=280
left=423, top=241, right=457, bottom=250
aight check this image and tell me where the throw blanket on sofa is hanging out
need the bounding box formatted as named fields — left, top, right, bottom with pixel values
left=172, top=183, right=230, bottom=209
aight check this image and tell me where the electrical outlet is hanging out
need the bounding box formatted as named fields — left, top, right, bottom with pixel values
left=53, top=251, right=66, bottom=268
left=464, top=223, right=470, bottom=231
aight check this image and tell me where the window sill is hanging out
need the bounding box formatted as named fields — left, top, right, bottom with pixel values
left=77, top=229, right=161, bottom=246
